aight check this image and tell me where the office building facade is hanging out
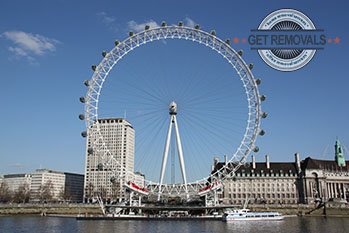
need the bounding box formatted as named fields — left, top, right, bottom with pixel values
left=30, top=169, right=84, bottom=202
left=0, top=174, right=32, bottom=193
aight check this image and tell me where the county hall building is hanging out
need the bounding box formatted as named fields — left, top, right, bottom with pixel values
left=213, top=140, right=349, bottom=205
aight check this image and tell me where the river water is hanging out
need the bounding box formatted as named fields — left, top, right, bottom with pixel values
left=0, top=216, right=348, bottom=233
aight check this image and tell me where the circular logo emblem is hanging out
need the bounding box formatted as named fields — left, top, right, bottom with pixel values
left=258, top=9, right=316, bottom=71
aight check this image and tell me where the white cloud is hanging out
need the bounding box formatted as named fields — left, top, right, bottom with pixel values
left=9, top=163, right=25, bottom=168
left=97, top=12, right=116, bottom=24
left=8, top=46, right=27, bottom=56
left=2, top=31, right=60, bottom=62
left=127, top=20, right=160, bottom=32
left=185, top=17, right=196, bottom=28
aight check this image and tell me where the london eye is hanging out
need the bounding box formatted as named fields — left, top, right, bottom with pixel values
left=80, top=21, right=266, bottom=202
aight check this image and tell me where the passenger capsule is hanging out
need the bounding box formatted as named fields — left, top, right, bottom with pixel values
left=195, top=24, right=200, bottom=30
left=84, top=80, right=90, bottom=87
left=260, top=95, right=266, bottom=102
left=129, top=31, right=134, bottom=37
left=102, top=51, right=107, bottom=57
left=78, top=114, right=85, bottom=120
left=97, top=163, right=103, bottom=171
left=255, top=79, right=262, bottom=85
left=87, top=148, right=93, bottom=154
left=145, top=25, right=150, bottom=30
left=253, top=146, right=259, bottom=152
left=161, top=21, right=166, bottom=27
left=261, top=112, right=268, bottom=119
left=114, top=40, right=120, bottom=46
left=91, top=65, right=97, bottom=71
left=81, top=131, right=87, bottom=138
left=238, top=50, right=243, bottom=56
left=210, top=30, right=216, bottom=36
left=225, top=39, right=230, bottom=45
left=110, top=176, right=116, bottom=183
left=249, top=63, right=254, bottom=70
left=178, top=21, right=184, bottom=26
left=259, top=130, right=265, bottom=136
left=79, top=97, right=85, bottom=103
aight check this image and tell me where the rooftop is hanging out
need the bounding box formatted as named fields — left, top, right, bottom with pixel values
left=3, top=174, right=30, bottom=179
left=95, top=118, right=133, bottom=128
left=302, top=157, right=349, bottom=171
left=213, top=162, right=297, bottom=175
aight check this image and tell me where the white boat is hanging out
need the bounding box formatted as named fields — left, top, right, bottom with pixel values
left=222, top=209, right=284, bottom=221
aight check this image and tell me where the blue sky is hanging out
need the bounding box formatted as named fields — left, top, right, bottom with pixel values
left=0, top=0, right=348, bottom=181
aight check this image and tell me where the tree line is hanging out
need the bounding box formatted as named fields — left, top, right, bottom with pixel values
left=0, top=180, right=72, bottom=203
left=84, top=182, right=122, bottom=203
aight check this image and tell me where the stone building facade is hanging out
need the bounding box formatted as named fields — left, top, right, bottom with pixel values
left=301, top=158, right=349, bottom=203
left=214, top=140, right=349, bottom=205
left=216, top=154, right=301, bottom=205
left=300, top=140, right=349, bottom=204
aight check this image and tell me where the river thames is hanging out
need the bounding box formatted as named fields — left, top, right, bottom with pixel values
left=0, top=216, right=349, bottom=233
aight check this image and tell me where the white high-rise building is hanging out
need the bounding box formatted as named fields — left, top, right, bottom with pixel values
left=83, top=118, right=135, bottom=203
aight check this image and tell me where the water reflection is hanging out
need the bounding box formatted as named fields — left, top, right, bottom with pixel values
left=77, top=220, right=195, bottom=233
left=224, top=220, right=283, bottom=233
left=1, top=216, right=349, bottom=233
left=0, top=216, right=77, bottom=233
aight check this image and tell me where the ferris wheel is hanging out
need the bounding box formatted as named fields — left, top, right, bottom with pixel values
left=80, top=21, right=267, bottom=201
